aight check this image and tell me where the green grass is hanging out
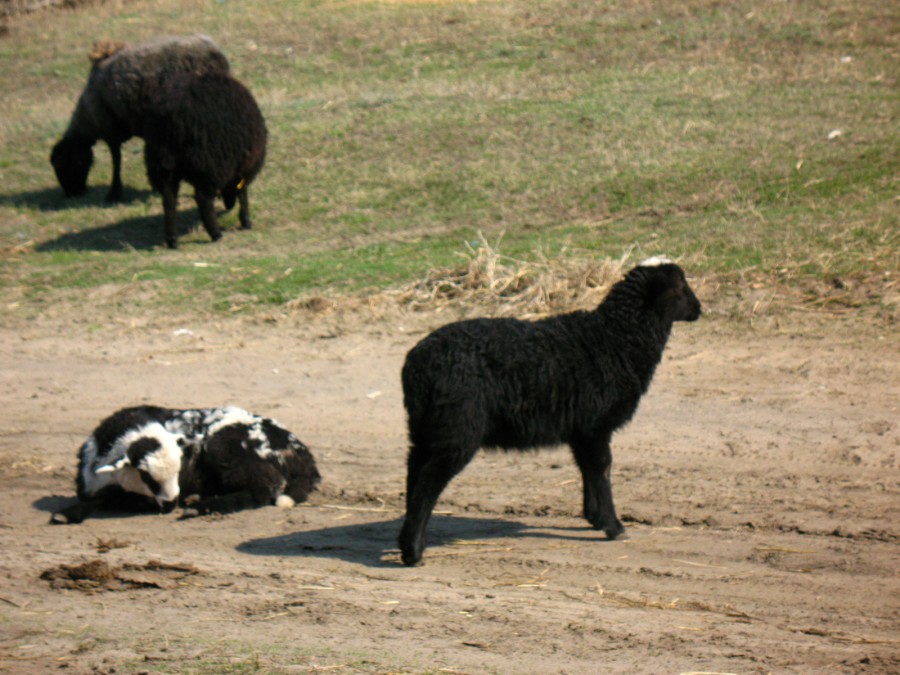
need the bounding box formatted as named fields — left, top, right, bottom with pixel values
left=1, top=0, right=896, bottom=320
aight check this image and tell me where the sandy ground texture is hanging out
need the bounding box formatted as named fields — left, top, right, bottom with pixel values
left=0, top=304, right=898, bottom=674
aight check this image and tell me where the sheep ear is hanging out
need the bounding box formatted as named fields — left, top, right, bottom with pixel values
left=96, top=457, right=130, bottom=474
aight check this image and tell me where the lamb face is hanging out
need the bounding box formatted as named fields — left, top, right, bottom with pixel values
left=94, top=422, right=183, bottom=509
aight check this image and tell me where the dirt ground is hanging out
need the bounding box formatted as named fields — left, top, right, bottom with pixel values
left=0, top=299, right=897, bottom=674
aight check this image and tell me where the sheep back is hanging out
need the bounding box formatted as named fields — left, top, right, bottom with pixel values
left=143, top=72, right=267, bottom=198
left=51, top=34, right=230, bottom=199
left=178, top=412, right=320, bottom=509
left=403, top=263, right=701, bottom=452
left=76, top=34, right=231, bottom=142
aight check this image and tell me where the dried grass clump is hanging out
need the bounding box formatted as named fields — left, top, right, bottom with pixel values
left=393, top=232, right=629, bottom=318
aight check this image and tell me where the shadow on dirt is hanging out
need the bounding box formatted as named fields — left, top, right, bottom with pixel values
left=0, top=185, right=152, bottom=213
left=33, top=495, right=168, bottom=524
left=237, top=515, right=609, bottom=567
left=33, top=495, right=76, bottom=514
left=33, top=210, right=225, bottom=252
left=36, top=213, right=168, bottom=251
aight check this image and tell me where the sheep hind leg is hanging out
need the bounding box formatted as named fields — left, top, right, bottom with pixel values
left=399, top=445, right=476, bottom=566
left=570, top=434, right=625, bottom=540
left=105, top=141, right=123, bottom=202
left=179, top=490, right=259, bottom=518
left=195, top=191, right=224, bottom=243
left=160, top=180, right=181, bottom=249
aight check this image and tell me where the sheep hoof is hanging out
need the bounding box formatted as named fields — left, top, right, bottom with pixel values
left=604, top=520, right=626, bottom=540
left=400, top=549, right=424, bottom=567
left=179, top=507, right=201, bottom=519
left=50, top=511, right=71, bottom=525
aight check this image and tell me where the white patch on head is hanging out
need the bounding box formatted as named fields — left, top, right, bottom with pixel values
left=154, top=474, right=181, bottom=505
left=639, top=255, right=674, bottom=267
left=89, top=422, right=183, bottom=501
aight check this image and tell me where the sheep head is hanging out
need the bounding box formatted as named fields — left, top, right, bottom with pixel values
left=96, top=424, right=183, bottom=510
left=51, top=137, right=94, bottom=197
left=639, top=263, right=702, bottom=323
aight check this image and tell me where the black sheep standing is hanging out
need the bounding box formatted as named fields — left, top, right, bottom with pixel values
left=398, top=260, right=702, bottom=566
left=143, top=73, right=267, bottom=249
left=50, top=35, right=231, bottom=202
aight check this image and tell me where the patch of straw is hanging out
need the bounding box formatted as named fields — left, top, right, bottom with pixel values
left=390, top=231, right=629, bottom=318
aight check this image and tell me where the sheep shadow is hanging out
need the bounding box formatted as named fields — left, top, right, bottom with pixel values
left=33, top=495, right=75, bottom=514
left=237, top=514, right=610, bottom=568
left=34, top=209, right=217, bottom=252
left=36, top=212, right=171, bottom=252
left=0, top=185, right=152, bottom=213
left=32, top=495, right=163, bottom=523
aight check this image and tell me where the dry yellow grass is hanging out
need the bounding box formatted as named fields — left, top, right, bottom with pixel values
left=392, top=232, right=629, bottom=317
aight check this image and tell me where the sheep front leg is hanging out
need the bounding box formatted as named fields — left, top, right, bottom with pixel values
left=195, top=190, right=224, bottom=243
left=106, top=141, right=123, bottom=202
left=50, top=498, right=101, bottom=524
left=570, top=433, right=625, bottom=540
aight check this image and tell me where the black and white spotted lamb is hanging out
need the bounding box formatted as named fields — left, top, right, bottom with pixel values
left=398, top=259, right=702, bottom=566
left=51, top=35, right=230, bottom=202
left=51, top=406, right=320, bottom=524
left=142, top=71, right=267, bottom=248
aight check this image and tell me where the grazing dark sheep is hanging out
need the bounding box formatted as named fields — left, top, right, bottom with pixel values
left=142, top=72, right=267, bottom=248
left=50, top=35, right=230, bottom=201
left=398, top=259, right=702, bottom=566
left=51, top=406, right=319, bottom=524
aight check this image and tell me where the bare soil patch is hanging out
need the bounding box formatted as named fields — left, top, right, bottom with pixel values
left=0, top=302, right=897, bottom=673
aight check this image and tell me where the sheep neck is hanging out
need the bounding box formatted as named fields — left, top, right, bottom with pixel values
left=591, top=295, right=675, bottom=390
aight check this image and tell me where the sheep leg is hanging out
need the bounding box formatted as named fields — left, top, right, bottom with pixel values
left=161, top=180, right=181, bottom=249
left=399, top=446, right=475, bottom=566
left=238, top=187, right=252, bottom=230
left=570, top=434, right=625, bottom=539
left=179, top=490, right=260, bottom=518
left=105, top=141, right=123, bottom=202
left=50, top=499, right=101, bottom=525
left=404, top=444, right=429, bottom=512
left=195, top=191, right=224, bottom=243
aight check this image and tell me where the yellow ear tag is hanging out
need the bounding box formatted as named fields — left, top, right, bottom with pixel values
left=236, top=178, right=246, bottom=190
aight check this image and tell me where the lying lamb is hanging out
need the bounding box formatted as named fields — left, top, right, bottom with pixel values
left=398, top=259, right=702, bottom=565
left=51, top=406, right=319, bottom=524
left=51, top=35, right=230, bottom=202
left=142, top=72, right=267, bottom=248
